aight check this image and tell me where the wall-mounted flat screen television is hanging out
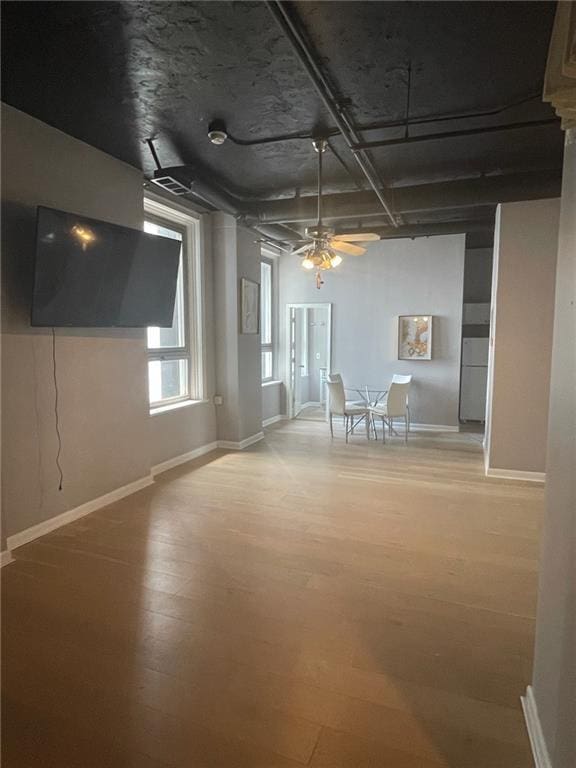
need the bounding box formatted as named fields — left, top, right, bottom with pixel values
left=31, top=206, right=181, bottom=327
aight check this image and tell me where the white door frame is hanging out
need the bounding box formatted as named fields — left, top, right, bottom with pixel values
left=285, top=302, right=332, bottom=420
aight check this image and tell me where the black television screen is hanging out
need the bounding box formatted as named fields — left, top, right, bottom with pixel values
left=31, top=206, right=181, bottom=328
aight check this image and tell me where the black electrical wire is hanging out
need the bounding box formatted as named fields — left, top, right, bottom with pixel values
left=52, top=327, right=63, bottom=491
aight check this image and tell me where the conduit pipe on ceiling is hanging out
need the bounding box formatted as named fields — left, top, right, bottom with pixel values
left=265, top=0, right=400, bottom=227
left=351, top=118, right=559, bottom=151
left=221, top=91, right=546, bottom=147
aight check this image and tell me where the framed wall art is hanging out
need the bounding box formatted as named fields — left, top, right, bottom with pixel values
left=398, top=315, right=433, bottom=360
left=240, top=277, right=260, bottom=334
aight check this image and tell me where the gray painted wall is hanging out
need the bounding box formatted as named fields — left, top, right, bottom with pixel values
left=532, top=130, right=576, bottom=768
left=1, top=106, right=149, bottom=542
left=485, top=198, right=560, bottom=474
left=262, top=382, right=284, bottom=422
left=237, top=225, right=264, bottom=440
left=1, top=106, right=219, bottom=543
left=212, top=214, right=262, bottom=442
left=279, top=234, right=466, bottom=427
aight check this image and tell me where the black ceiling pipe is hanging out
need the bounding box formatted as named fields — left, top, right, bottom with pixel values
left=266, top=0, right=399, bottom=227
left=254, top=170, right=562, bottom=224
left=351, top=118, right=559, bottom=151
left=223, top=91, right=545, bottom=147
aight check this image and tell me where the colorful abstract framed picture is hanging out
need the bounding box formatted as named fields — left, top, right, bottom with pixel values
left=398, top=315, right=433, bottom=360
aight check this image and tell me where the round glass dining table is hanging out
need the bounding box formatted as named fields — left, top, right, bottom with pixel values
left=344, top=384, right=388, bottom=407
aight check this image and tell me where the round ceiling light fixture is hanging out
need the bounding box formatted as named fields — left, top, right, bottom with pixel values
left=207, top=120, right=228, bottom=145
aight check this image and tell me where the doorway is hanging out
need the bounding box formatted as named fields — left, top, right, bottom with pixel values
left=286, top=303, right=332, bottom=420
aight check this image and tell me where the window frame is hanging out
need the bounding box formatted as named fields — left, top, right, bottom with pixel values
left=260, top=254, right=276, bottom=383
left=144, top=196, right=205, bottom=411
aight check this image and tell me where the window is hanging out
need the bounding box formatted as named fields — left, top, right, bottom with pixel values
left=260, top=259, right=274, bottom=381
left=144, top=199, right=203, bottom=409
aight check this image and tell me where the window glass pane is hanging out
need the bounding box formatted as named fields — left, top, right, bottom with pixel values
left=260, top=261, right=272, bottom=345
left=261, top=350, right=273, bottom=381
left=145, top=221, right=185, bottom=349
left=148, top=359, right=189, bottom=404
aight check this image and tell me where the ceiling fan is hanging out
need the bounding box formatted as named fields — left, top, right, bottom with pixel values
left=291, top=138, right=380, bottom=287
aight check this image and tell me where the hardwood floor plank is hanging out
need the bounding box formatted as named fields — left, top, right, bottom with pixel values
left=3, top=423, right=540, bottom=766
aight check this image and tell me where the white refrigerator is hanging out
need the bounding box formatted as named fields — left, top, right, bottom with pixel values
left=460, top=338, right=489, bottom=421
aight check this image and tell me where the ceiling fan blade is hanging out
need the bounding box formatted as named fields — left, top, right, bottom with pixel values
left=334, top=233, right=380, bottom=242
left=291, top=243, right=313, bottom=256
left=331, top=240, right=366, bottom=256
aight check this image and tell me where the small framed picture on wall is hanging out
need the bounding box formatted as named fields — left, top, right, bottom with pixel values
left=398, top=315, right=433, bottom=360
left=240, top=277, right=260, bottom=334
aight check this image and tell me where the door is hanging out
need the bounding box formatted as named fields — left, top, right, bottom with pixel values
left=462, top=338, right=489, bottom=366
left=289, top=306, right=307, bottom=417
left=307, top=307, right=329, bottom=406
left=460, top=338, right=489, bottom=421
left=286, top=303, right=332, bottom=419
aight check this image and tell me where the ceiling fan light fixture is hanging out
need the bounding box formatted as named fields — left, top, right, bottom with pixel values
left=297, top=138, right=378, bottom=286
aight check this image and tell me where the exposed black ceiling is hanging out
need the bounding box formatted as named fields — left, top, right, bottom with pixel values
left=1, top=0, right=564, bottom=241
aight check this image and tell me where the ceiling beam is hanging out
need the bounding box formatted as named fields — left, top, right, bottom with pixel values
left=334, top=219, right=495, bottom=241
left=254, top=170, right=562, bottom=224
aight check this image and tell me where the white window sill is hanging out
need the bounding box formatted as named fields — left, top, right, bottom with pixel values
left=150, top=399, right=210, bottom=416
left=262, top=380, right=282, bottom=388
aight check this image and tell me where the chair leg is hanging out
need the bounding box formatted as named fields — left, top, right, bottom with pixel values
left=365, top=413, right=370, bottom=440
left=382, top=417, right=386, bottom=443
left=345, top=416, right=349, bottom=443
left=405, top=415, right=408, bottom=443
left=329, top=413, right=333, bottom=438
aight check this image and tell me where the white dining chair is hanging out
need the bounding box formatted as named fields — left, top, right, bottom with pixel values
left=327, top=373, right=366, bottom=420
left=369, top=380, right=411, bottom=443
left=326, top=379, right=369, bottom=442
left=391, top=374, right=412, bottom=433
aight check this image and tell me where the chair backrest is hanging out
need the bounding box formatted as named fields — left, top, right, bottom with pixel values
left=386, top=381, right=410, bottom=417
left=327, top=373, right=343, bottom=384
left=326, top=379, right=346, bottom=415
left=392, top=374, right=412, bottom=384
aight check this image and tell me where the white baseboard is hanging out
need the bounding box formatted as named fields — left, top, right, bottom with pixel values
left=262, top=414, right=287, bottom=428
left=521, top=686, right=552, bottom=768
left=301, top=401, right=321, bottom=409
left=152, top=441, right=219, bottom=477
left=486, top=467, right=546, bottom=483
left=218, top=432, right=265, bottom=450
left=409, top=423, right=460, bottom=432
left=1, top=550, right=14, bottom=567
left=6, top=474, right=154, bottom=551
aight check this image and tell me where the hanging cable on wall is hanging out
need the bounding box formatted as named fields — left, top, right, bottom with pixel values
left=51, top=327, right=64, bottom=491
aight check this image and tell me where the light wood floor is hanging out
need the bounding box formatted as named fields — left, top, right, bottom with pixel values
left=2, top=420, right=543, bottom=767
